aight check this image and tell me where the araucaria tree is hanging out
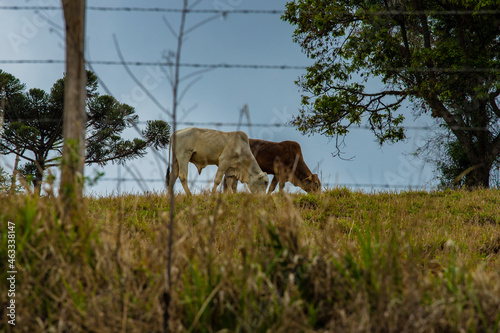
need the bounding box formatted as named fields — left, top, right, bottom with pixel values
left=282, top=0, right=500, bottom=187
left=0, top=70, right=170, bottom=193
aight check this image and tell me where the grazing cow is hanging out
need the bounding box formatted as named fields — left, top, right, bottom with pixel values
left=166, top=128, right=269, bottom=195
left=224, top=139, right=321, bottom=193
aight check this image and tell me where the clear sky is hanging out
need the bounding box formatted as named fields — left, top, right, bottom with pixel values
left=0, top=0, right=438, bottom=195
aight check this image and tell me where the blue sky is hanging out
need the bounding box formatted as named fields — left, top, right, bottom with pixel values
left=0, top=0, right=437, bottom=195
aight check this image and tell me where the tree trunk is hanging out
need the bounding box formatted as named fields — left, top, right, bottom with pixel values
left=0, top=87, right=4, bottom=142
left=465, top=163, right=491, bottom=188
left=9, top=150, right=20, bottom=194
left=59, top=0, right=87, bottom=219
left=33, top=160, right=44, bottom=196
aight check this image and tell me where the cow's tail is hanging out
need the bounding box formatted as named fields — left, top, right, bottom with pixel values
left=166, top=140, right=172, bottom=187
left=166, top=166, right=170, bottom=186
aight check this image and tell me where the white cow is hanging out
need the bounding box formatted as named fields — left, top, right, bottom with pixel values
left=166, top=127, right=269, bottom=195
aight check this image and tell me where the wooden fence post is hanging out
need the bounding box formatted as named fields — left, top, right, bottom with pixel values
left=59, top=0, right=87, bottom=219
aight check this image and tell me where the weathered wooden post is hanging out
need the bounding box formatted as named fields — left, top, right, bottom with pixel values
left=0, top=86, right=4, bottom=143
left=59, top=0, right=87, bottom=218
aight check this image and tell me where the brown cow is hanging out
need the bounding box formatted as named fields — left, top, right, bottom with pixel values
left=224, top=139, right=321, bottom=193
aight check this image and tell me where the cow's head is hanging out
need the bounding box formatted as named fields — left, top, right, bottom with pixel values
left=248, top=172, right=269, bottom=194
left=300, top=174, right=321, bottom=193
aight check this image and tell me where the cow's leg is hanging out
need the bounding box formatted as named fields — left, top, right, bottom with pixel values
left=177, top=155, right=192, bottom=196
left=222, top=175, right=229, bottom=193
left=268, top=175, right=278, bottom=193
left=278, top=172, right=288, bottom=192
left=222, top=175, right=235, bottom=193
left=212, top=167, right=226, bottom=193
left=231, top=177, right=238, bottom=192
left=169, top=156, right=179, bottom=185
left=213, top=160, right=232, bottom=193
left=223, top=175, right=237, bottom=193
left=212, top=174, right=222, bottom=193
left=272, top=161, right=287, bottom=193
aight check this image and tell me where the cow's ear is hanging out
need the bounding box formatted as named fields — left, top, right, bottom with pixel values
left=302, top=176, right=312, bottom=184
left=314, top=174, right=321, bottom=185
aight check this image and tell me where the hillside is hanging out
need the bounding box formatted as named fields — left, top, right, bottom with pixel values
left=1, top=189, right=500, bottom=332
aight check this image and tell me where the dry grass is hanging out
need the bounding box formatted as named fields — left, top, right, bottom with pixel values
left=1, top=188, right=500, bottom=332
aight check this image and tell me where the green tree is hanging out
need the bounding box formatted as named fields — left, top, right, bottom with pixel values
left=282, top=0, right=500, bottom=187
left=0, top=166, right=12, bottom=193
left=0, top=70, right=170, bottom=194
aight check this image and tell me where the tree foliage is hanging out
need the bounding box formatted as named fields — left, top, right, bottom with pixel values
left=282, top=0, right=500, bottom=187
left=0, top=70, right=170, bottom=192
left=0, top=166, right=13, bottom=193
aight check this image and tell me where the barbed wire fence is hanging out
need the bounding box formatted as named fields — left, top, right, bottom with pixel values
left=3, top=3, right=499, bottom=193
left=1, top=4, right=498, bottom=15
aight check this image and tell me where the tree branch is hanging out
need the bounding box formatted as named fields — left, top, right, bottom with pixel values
left=489, top=89, right=500, bottom=118
left=2, top=130, right=38, bottom=152
left=426, top=96, right=476, bottom=156
left=84, top=149, right=143, bottom=166
left=185, top=14, right=220, bottom=35
left=0, top=145, right=36, bottom=163
left=489, top=131, right=500, bottom=165
left=113, top=35, right=171, bottom=117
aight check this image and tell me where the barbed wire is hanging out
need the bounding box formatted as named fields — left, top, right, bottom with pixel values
left=2, top=59, right=500, bottom=73
left=0, top=6, right=284, bottom=14
left=0, top=59, right=308, bottom=70
left=0, top=5, right=498, bottom=16
left=137, top=121, right=490, bottom=132
left=0, top=117, right=489, bottom=132
left=99, top=177, right=431, bottom=190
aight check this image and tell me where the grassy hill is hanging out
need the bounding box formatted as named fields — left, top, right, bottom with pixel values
left=1, top=189, right=500, bottom=332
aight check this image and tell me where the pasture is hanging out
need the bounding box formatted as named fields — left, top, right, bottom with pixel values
left=1, top=189, right=500, bottom=332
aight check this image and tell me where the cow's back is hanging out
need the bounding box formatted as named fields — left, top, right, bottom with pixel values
left=174, top=128, right=251, bottom=167
left=249, top=139, right=303, bottom=175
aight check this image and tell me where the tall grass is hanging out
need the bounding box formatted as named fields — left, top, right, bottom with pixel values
left=1, top=188, right=499, bottom=332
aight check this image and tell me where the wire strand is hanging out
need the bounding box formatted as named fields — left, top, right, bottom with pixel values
left=1, top=6, right=499, bottom=16
left=99, top=177, right=432, bottom=189
left=0, top=6, right=285, bottom=14
left=3, top=59, right=500, bottom=73
left=0, top=59, right=309, bottom=70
